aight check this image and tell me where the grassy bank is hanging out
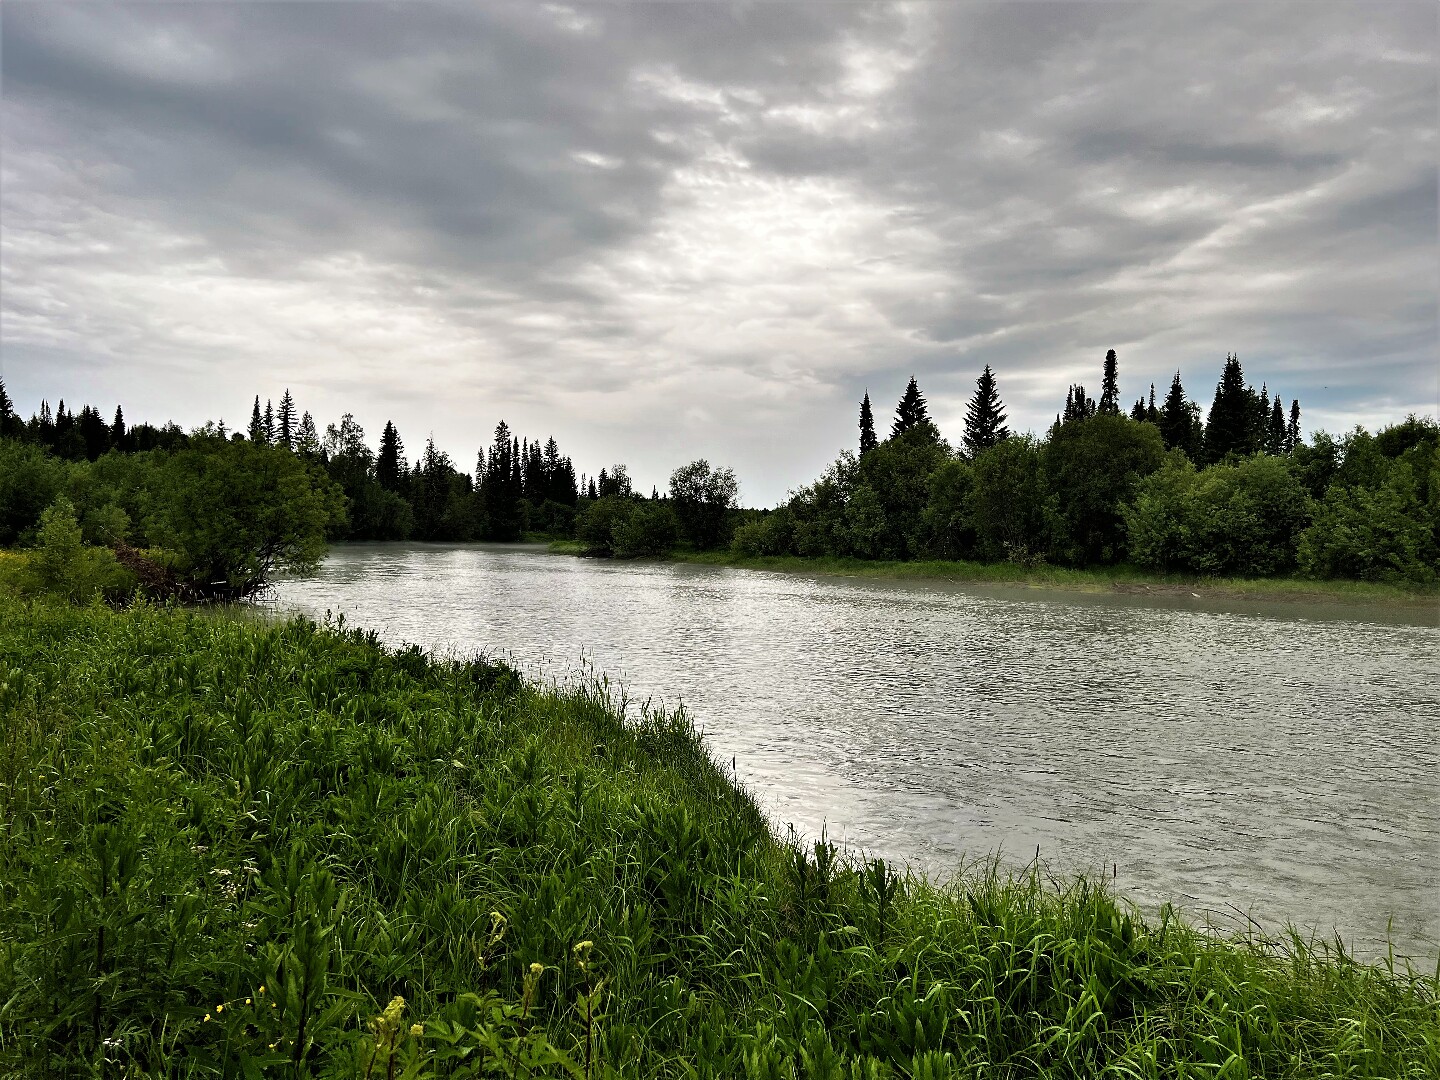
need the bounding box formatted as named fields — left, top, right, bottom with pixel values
left=1, top=598, right=1436, bottom=1078
left=550, top=542, right=1438, bottom=607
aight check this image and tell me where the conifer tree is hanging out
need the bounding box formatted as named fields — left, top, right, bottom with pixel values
left=1265, top=395, right=1286, bottom=454
left=1158, top=372, right=1203, bottom=459
left=962, top=364, right=1009, bottom=457
left=1130, top=398, right=1147, bottom=423
left=859, top=393, right=878, bottom=456
left=111, top=405, right=127, bottom=450
left=0, top=379, right=19, bottom=438
left=1147, top=383, right=1159, bottom=423
left=1203, top=354, right=1252, bottom=463
left=262, top=399, right=275, bottom=444
left=248, top=397, right=264, bottom=442
left=277, top=389, right=296, bottom=450
left=891, top=376, right=930, bottom=437
left=296, top=411, right=321, bottom=457
left=1098, top=349, right=1120, bottom=414
left=1062, top=384, right=1096, bottom=425
left=377, top=421, right=407, bottom=491
left=1286, top=399, right=1302, bottom=452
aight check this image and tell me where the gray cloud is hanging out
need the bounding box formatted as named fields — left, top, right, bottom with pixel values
left=2, top=1, right=1434, bottom=504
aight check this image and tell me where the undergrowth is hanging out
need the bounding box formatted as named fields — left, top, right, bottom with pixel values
left=1, top=597, right=1435, bottom=1077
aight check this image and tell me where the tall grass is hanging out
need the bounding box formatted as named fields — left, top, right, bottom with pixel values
left=1, top=596, right=1435, bottom=1077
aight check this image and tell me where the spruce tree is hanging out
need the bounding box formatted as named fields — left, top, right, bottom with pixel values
left=377, top=421, right=406, bottom=491
left=1147, top=383, right=1159, bottom=423
left=296, top=412, right=321, bottom=457
left=1062, top=384, right=1096, bottom=425
left=1265, top=394, right=1286, bottom=454
left=859, top=393, right=878, bottom=456
left=0, top=379, right=19, bottom=438
left=277, top=389, right=296, bottom=450
left=962, top=364, right=1009, bottom=457
left=891, top=376, right=930, bottom=437
left=1203, top=354, right=1251, bottom=463
left=262, top=400, right=275, bottom=444
left=1286, top=399, right=1301, bottom=453
left=1098, top=349, right=1120, bottom=414
left=1130, top=399, right=1147, bottom=423
left=248, top=397, right=264, bottom=442
left=111, top=405, right=127, bottom=451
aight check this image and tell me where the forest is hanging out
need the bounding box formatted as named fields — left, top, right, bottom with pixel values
left=1, top=345, right=1437, bottom=598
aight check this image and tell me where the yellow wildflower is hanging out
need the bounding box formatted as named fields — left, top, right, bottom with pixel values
left=203, top=1014, right=211, bottom=1023
left=529, top=962, right=544, bottom=976
left=215, top=1004, right=224, bottom=1013
left=409, top=1023, right=424, bottom=1036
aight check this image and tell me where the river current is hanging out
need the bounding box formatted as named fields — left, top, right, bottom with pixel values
left=274, top=543, right=1440, bottom=964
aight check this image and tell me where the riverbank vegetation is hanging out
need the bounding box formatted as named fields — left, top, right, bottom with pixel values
left=2, top=595, right=1437, bottom=1078
left=4, top=348, right=1437, bottom=593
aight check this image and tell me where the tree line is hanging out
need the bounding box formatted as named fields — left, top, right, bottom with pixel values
left=2, top=346, right=1437, bottom=593
left=733, top=351, right=1438, bottom=585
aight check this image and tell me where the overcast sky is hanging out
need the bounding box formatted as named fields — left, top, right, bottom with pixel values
left=3, top=2, right=1435, bottom=505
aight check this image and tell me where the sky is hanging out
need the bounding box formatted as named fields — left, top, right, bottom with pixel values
left=2, top=2, right=1435, bottom=506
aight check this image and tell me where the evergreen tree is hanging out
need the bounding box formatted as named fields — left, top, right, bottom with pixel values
left=1203, top=354, right=1253, bottom=463
left=481, top=421, right=522, bottom=540
left=112, top=405, right=127, bottom=451
left=78, top=405, right=110, bottom=461
left=1098, top=349, right=1120, bottom=414
left=891, top=376, right=930, bottom=437
left=277, top=389, right=296, bottom=450
left=248, top=397, right=264, bottom=443
left=859, top=393, right=878, bottom=456
left=962, top=364, right=1010, bottom=457
left=1158, top=372, right=1203, bottom=458
left=587, top=477, right=597, bottom=500
left=0, top=379, right=19, bottom=439
left=1130, top=398, right=1147, bottom=423
left=377, top=421, right=407, bottom=492
left=1147, top=383, right=1159, bottom=423
left=1062, top=384, right=1096, bottom=425
left=1286, top=400, right=1302, bottom=453
left=296, top=411, right=321, bottom=457
left=262, top=400, right=275, bottom=444
left=1265, top=395, right=1286, bottom=455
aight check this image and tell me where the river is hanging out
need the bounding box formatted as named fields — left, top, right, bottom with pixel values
left=274, top=542, right=1440, bottom=965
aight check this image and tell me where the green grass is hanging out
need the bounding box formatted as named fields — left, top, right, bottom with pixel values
left=550, top=543, right=1438, bottom=607
left=1, top=597, right=1436, bottom=1078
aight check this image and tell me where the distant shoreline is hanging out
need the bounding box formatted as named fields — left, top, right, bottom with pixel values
left=546, top=540, right=1440, bottom=610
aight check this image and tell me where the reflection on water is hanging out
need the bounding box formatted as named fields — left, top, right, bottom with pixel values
left=275, top=543, right=1440, bottom=964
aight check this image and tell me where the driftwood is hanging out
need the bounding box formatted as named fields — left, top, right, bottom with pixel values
left=111, top=543, right=263, bottom=603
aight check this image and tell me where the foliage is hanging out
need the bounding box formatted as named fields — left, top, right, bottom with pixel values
left=140, top=437, right=346, bottom=594
left=1044, top=414, right=1166, bottom=565
left=920, top=459, right=977, bottom=560
left=1, top=599, right=1437, bottom=1078
left=971, top=435, right=1049, bottom=563
left=4, top=496, right=134, bottom=602
left=668, top=460, right=739, bottom=551
left=1297, top=448, right=1440, bottom=584
left=611, top=500, right=680, bottom=558
left=1126, top=453, right=1312, bottom=576
left=0, top=438, right=73, bottom=546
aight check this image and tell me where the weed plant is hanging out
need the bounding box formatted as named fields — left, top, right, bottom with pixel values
left=0, top=596, right=1436, bottom=1077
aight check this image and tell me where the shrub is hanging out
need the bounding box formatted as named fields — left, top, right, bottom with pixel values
left=1127, top=453, right=1311, bottom=576
left=611, top=501, right=679, bottom=558
left=11, top=496, right=134, bottom=602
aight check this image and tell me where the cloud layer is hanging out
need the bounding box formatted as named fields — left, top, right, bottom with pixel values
left=3, top=1, right=1435, bottom=503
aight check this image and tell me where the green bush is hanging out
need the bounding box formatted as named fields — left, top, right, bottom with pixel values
left=1127, top=453, right=1312, bottom=576
left=611, top=500, right=678, bottom=558
left=1298, top=451, right=1439, bottom=584
left=730, top=507, right=796, bottom=557
left=9, top=496, right=134, bottom=602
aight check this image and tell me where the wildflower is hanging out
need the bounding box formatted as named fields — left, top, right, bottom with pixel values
left=203, top=1014, right=211, bottom=1023
left=245, top=997, right=251, bottom=1005
left=215, top=1004, right=224, bottom=1013
left=529, top=962, right=544, bottom=976
left=409, top=1023, right=424, bottom=1036
left=257, top=985, right=265, bottom=994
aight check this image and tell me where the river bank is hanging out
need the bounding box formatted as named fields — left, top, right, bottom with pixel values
left=3, top=594, right=1436, bottom=1077
left=547, top=540, right=1439, bottom=609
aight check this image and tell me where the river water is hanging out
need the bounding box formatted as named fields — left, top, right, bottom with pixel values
left=274, top=542, right=1440, bottom=965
